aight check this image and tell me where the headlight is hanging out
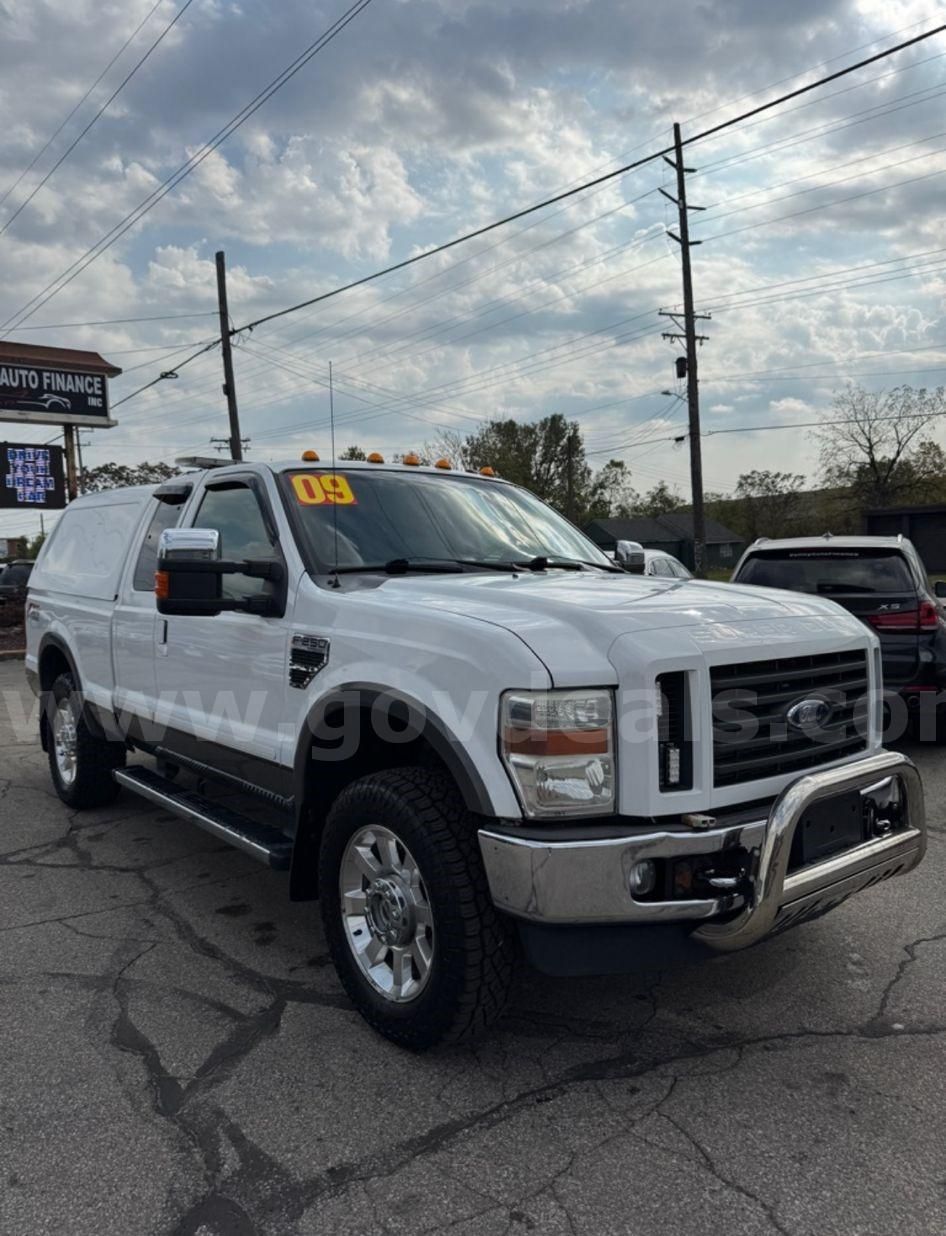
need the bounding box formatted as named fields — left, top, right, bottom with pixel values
left=500, top=689, right=615, bottom=818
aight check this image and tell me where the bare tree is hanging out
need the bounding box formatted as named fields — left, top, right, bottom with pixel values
left=422, top=429, right=473, bottom=470
left=817, top=384, right=946, bottom=508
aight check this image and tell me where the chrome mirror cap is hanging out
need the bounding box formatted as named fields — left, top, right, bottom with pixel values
left=158, top=527, right=221, bottom=561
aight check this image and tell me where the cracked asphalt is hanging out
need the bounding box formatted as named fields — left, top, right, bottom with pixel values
left=1, top=660, right=945, bottom=1236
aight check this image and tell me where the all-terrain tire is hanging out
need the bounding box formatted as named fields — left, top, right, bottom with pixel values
left=319, top=767, right=515, bottom=1050
left=47, top=672, right=125, bottom=808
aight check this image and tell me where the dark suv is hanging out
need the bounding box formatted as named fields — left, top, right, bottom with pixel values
left=0, top=559, right=33, bottom=606
left=731, top=536, right=946, bottom=740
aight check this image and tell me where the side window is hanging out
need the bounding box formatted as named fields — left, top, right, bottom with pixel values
left=650, top=557, right=672, bottom=577
left=195, top=483, right=278, bottom=600
left=133, top=500, right=183, bottom=591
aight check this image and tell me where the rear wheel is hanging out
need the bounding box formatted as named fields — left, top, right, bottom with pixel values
left=47, top=673, right=125, bottom=808
left=319, top=768, right=515, bottom=1049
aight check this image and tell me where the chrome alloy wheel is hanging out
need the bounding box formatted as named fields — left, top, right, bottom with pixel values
left=52, top=699, right=78, bottom=788
left=339, top=825, right=435, bottom=1003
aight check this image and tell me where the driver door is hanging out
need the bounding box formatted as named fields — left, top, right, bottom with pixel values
left=153, top=476, right=292, bottom=788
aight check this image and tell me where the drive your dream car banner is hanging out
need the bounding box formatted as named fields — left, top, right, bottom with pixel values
left=0, top=442, right=66, bottom=510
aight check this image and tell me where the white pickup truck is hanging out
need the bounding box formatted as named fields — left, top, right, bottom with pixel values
left=25, top=457, right=926, bottom=1048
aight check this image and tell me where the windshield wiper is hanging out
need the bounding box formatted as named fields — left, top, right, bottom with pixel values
left=456, top=556, right=622, bottom=573
left=331, top=558, right=465, bottom=575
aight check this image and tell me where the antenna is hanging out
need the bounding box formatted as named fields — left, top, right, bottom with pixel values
left=329, top=360, right=340, bottom=585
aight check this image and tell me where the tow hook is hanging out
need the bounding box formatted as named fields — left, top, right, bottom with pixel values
left=700, top=870, right=743, bottom=892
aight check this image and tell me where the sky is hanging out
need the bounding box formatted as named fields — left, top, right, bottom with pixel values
left=0, top=0, right=944, bottom=542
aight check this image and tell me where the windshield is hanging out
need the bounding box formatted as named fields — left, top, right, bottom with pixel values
left=737, top=549, right=915, bottom=594
left=281, top=469, right=614, bottom=572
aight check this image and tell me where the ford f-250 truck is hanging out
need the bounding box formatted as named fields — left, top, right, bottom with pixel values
left=24, top=456, right=926, bottom=1048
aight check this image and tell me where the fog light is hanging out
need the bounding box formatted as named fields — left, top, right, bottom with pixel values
left=628, top=859, right=657, bottom=897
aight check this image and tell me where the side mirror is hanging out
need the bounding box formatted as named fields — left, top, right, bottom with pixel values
left=614, top=539, right=646, bottom=574
left=935, top=581, right=946, bottom=599
left=155, top=527, right=284, bottom=616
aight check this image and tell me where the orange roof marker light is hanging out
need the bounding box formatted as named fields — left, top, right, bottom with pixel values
left=434, top=458, right=452, bottom=470
left=403, top=452, right=421, bottom=466
left=367, top=452, right=384, bottom=463
left=301, top=449, right=320, bottom=462
left=479, top=466, right=496, bottom=477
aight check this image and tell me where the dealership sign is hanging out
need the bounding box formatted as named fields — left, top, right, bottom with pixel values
left=0, top=343, right=121, bottom=430
left=0, top=442, right=66, bottom=510
left=0, top=360, right=114, bottom=425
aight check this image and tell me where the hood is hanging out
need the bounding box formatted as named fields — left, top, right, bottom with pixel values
left=351, top=571, right=863, bottom=685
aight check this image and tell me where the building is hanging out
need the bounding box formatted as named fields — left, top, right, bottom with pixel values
left=864, top=504, right=946, bottom=572
left=583, top=512, right=745, bottom=572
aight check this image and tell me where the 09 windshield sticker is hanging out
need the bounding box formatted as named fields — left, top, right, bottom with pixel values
left=291, top=473, right=357, bottom=506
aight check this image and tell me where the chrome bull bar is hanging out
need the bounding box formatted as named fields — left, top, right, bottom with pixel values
left=478, top=750, right=925, bottom=952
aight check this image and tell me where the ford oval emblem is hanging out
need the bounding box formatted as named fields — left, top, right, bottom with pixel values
left=786, top=697, right=832, bottom=730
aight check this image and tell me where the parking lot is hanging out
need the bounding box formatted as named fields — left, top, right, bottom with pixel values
left=0, top=658, right=944, bottom=1236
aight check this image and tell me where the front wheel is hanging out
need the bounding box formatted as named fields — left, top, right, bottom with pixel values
left=319, top=768, right=515, bottom=1050
left=47, top=672, right=125, bottom=808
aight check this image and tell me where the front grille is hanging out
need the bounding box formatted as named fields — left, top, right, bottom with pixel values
left=711, top=650, right=869, bottom=787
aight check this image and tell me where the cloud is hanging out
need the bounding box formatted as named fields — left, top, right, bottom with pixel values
left=0, top=0, right=944, bottom=534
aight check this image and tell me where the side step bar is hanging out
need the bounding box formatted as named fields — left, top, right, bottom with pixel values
left=114, top=766, right=293, bottom=870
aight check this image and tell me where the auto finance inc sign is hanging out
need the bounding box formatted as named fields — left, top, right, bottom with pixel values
left=0, top=362, right=114, bottom=427
left=0, top=442, right=66, bottom=510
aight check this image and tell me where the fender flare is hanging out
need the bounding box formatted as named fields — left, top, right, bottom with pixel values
left=36, top=633, right=112, bottom=742
left=292, top=681, right=495, bottom=819
left=36, top=632, right=80, bottom=689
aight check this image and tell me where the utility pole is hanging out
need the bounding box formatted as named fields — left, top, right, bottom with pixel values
left=215, top=249, right=243, bottom=462
left=62, top=425, right=78, bottom=501
left=565, top=431, right=575, bottom=522
left=659, top=122, right=710, bottom=576
left=76, top=430, right=87, bottom=491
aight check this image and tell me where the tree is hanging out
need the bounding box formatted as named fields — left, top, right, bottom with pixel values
left=23, top=532, right=46, bottom=559
left=463, top=414, right=591, bottom=521
left=586, top=459, right=638, bottom=521
left=817, top=384, right=946, bottom=509
left=339, top=445, right=367, bottom=461
left=423, top=429, right=474, bottom=471
left=80, top=461, right=182, bottom=494
left=635, top=481, right=683, bottom=518
left=731, top=469, right=806, bottom=541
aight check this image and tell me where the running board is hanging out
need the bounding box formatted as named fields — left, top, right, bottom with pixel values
left=114, top=766, right=293, bottom=869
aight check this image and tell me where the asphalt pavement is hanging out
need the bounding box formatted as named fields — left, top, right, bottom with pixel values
left=1, top=658, right=944, bottom=1236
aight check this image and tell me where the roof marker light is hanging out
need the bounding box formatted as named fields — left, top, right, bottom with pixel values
left=479, top=466, right=496, bottom=477
left=367, top=452, right=384, bottom=463
left=301, top=449, right=320, bottom=462
left=434, top=458, right=451, bottom=470
left=403, top=452, right=421, bottom=466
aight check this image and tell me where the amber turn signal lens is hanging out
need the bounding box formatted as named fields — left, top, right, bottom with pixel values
left=154, top=570, right=169, bottom=600
left=502, top=727, right=610, bottom=756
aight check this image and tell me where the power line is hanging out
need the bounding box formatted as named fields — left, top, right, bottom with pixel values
left=0, top=0, right=197, bottom=237
left=229, top=23, right=946, bottom=338
left=106, top=23, right=946, bottom=415
left=10, top=310, right=216, bottom=331
left=215, top=34, right=946, bottom=366
left=0, top=0, right=378, bottom=335
left=0, top=0, right=165, bottom=213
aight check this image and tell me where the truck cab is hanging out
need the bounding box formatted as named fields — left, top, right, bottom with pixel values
left=24, top=457, right=926, bottom=1048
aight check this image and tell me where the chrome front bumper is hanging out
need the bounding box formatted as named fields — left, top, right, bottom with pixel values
left=478, top=750, right=925, bottom=953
